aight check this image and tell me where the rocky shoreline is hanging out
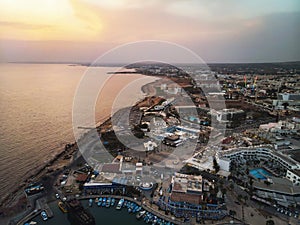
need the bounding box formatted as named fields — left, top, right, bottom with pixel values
left=0, top=142, right=80, bottom=213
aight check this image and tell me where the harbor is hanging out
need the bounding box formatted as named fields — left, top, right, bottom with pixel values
left=1, top=63, right=299, bottom=225
left=80, top=195, right=182, bottom=224
left=24, top=197, right=179, bottom=225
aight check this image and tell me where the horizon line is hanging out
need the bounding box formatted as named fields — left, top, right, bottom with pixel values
left=4, top=60, right=300, bottom=65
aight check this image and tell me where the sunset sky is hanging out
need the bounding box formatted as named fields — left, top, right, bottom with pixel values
left=0, top=0, right=299, bottom=63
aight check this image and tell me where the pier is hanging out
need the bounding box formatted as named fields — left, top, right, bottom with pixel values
left=16, top=198, right=53, bottom=225
left=16, top=210, right=40, bottom=225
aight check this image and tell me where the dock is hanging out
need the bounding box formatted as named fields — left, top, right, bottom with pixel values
left=16, top=210, right=40, bottom=225
left=16, top=198, right=53, bottom=225
left=79, top=195, right=183, bottom=225
left=36, top=198, right=53, bottom=218
left=44, top=203, right=53, bottom=218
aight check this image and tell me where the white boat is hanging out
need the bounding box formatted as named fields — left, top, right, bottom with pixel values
left=29, top=221, right=37, bottom=225
left=136, top=210, right=146, bottom=219
left=116, top=198, right=124, bottom=210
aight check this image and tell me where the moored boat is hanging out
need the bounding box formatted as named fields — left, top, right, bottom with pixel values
left=111, top=198, right=115, bottom=206
left=106, top=197, right=111, bottom=207
left=136, top=210, right=146, bottom=219
left=97, top=197, right=102, bottom=206
left=58, top=201, right=68, bottom=213
left=128, top=202, right=135, bottom=213
left=41, top=211, right=48, bottom=221
left=116, top=198, right=124, bottom=210
left=133, top=205, right=139, bottom=213
left=102, top=198, right=106, bottom=207
left=88, top=199, right=93, bottom=207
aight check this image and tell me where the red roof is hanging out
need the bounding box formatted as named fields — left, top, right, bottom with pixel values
left=76, top=174, right=89, bottom=182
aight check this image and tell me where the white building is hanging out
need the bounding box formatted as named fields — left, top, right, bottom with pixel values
left=259, top=120, right=299, bottom=135
left=286, top=169, right=300, bottom=185
left=273, top=93, right=300, bottom=110
left=217, top=158, right=230, bottom=172
left=144, top=140, right=157, bottom=151
left=220, top=145, right=300, bottom=171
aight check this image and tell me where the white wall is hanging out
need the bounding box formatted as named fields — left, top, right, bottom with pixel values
left=218, top=158, right=230, bottom=172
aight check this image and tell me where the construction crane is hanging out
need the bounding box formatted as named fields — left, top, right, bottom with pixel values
left=253, top=75, right=258, bottom=87
left=244, top=75, right=247, bottom=88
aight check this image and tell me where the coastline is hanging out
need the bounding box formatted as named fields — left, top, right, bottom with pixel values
left=0, top=143, right=78, bottom=216
left=0, top=79, right=156, bottom=223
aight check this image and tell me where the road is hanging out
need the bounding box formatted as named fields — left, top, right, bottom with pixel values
left=224, top=181, right=295, bottom=225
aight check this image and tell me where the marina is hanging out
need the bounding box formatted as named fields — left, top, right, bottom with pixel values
left=2, top=63, right=299, bottom=225
left=29, top=199, right=171, bottom=225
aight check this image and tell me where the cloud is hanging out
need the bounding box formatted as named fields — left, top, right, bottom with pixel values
left=0, top=0, right=299, bottom=62
left=69, top=0, right=103, bottom=32
left=0, top=21, right=54, bottom=30
left=70, top=0, right=247, bottom=44
left=186, top=12, right=300, bottom=62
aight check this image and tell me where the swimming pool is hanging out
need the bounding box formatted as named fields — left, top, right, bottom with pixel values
left=249, top=168, right=271, bottom=180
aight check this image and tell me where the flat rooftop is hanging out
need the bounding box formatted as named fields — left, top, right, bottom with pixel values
left=287, top=150, right=300, bottom=163
left=100, top=163, right=121, bottom=173
left=172, top=173, right=202, bottom=193
left=253, top=177, right=300, bottom=195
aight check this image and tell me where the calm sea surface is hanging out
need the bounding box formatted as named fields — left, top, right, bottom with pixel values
left=0, top=63, right=154, bottom=202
